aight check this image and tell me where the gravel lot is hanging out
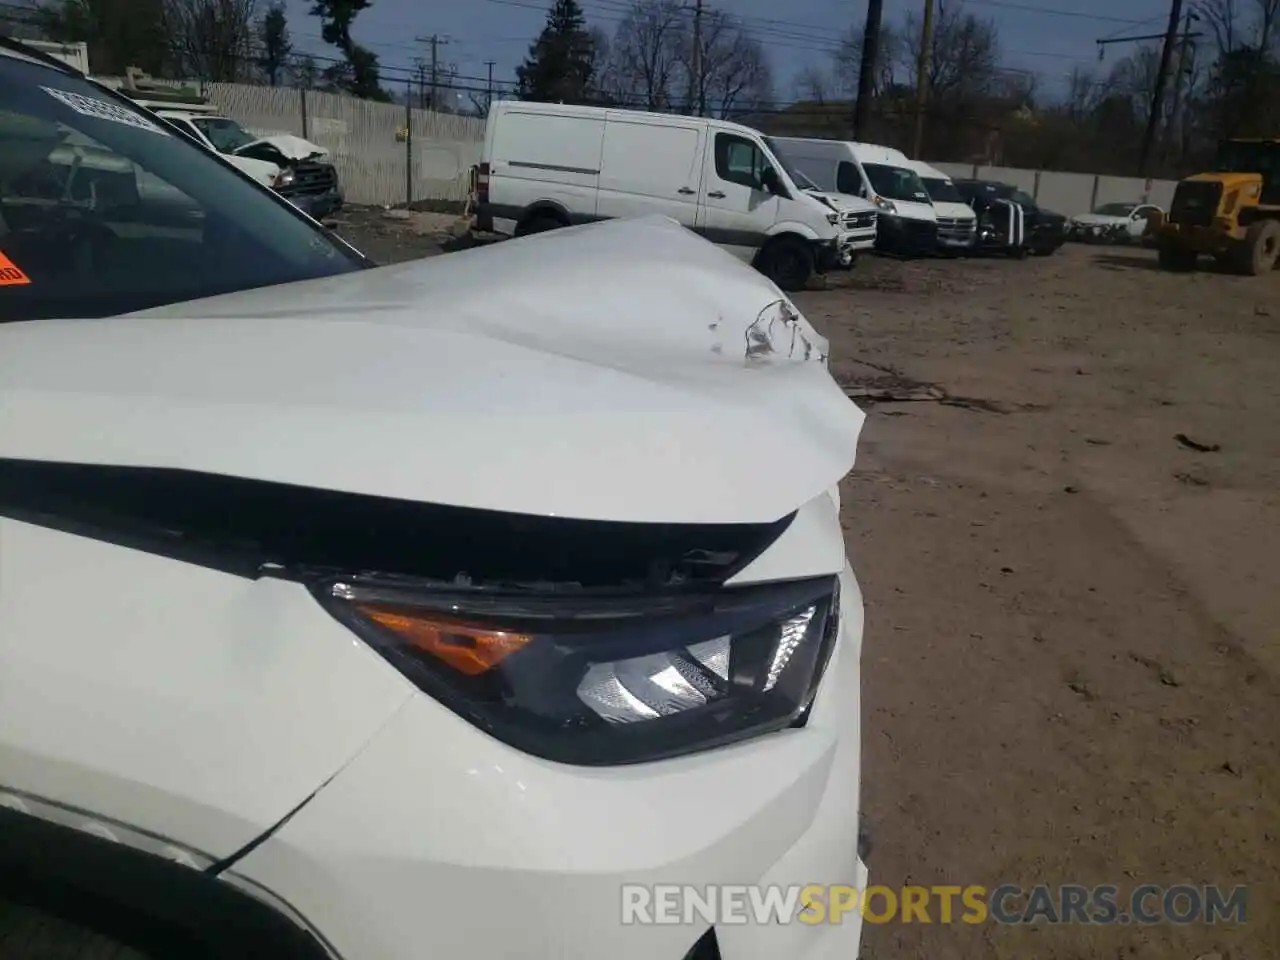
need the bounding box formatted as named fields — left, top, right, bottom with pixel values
left=337, top=211, right=1279, bottom=960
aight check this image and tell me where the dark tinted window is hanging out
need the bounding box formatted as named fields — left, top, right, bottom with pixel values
left=836, top=160, right=863, bottom=195
left=0, top=50, right=365, bottom=321
left=0, top=896, right=152, bottom=959
left=922, top=177, right=963, bottom=203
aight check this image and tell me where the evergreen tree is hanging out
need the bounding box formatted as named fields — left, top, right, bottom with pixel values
left=310, top=0, right=387, bottom=100
left=257, top=3, right=293, bottom=87
left=516, top=0, right=596, bottom=103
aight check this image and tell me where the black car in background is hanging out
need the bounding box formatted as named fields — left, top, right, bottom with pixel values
left=954, top=179, right=1068, bottom=257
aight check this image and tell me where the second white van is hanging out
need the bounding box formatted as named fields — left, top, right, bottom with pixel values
left=472, top=101, right=878, bottom=291
left=769, top=138, right=940, bottom=257
left=906, top=159, right=977, bottom=252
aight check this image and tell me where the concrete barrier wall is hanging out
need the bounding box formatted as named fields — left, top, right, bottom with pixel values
left=103, top=80, right=1181, bottom=213
left=932, top=161, right=1178, bottom=214
left=99, top=77, right=485, bottom=207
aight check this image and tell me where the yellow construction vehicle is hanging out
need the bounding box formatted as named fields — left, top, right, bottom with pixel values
left=1156, top=138, right=1280, bottom=274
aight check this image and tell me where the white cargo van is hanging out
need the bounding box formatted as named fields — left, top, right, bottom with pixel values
left=769, top=138, right=939, bottom=256
left=905, top=159, right=976, bottom=251
left=473, top=100, right=878, bottom=291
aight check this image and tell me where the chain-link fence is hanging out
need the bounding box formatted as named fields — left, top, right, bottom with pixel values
left=100, top=78, right=486, bottom=209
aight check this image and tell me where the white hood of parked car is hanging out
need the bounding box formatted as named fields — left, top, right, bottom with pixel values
left=932, top=200, right=976, bottom=221
left=1071, top=213, right=1129, bottom=227
left=0, top=217, right=864, bottom=525
left=236, top=133, right=330, bottom=162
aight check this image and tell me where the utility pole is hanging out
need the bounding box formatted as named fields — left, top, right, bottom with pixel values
left=414, top=60, right=429, bottom=109
left=1167, top=7, right=1198, bottom=167
left=484, top=60, right=496, bottom=112
left=1138, top=0, right=1184, bottom=177
left=911, top=0, right=935, bottom=159
left=852, top=0, right=884, bottom=140
left=415, top=34, right=449, bottom=111
left=691, top=0, right=704, bottom=116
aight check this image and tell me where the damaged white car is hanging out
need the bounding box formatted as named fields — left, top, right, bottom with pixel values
left=0, top=39, right=867, bottom=960
left=1068, top=202, right=1162, bottom=244
left=122, top=89, right=345, bottom=220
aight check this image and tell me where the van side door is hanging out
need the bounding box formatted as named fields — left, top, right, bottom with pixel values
left=596, top=116, right=705, bottom=227
left=697, top=131, right=781, bottom=262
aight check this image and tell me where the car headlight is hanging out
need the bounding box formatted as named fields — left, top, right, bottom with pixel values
left=826, top=211, right=840, bottom=225
left=873, top=196, right=897, bottom=213
left=272, top=168, right=297, bottom=188
left=316, top=574, right=841, bottom=765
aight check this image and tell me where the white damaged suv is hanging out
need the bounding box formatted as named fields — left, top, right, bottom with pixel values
left=0, top=39, right=868, bottom=960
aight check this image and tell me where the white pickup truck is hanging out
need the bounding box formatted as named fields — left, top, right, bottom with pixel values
left=117, top=87, right=344, bottom=219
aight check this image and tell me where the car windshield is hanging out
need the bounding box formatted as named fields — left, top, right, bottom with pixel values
left=1012, top=190, right=1037, bottom=207
left=862, top=163, right=931, bottom=203
left=191, top=116, right=256, bottom=153
left=762, top=138, right=820, bottom=191
left=0, top=47, right=366, bottom=321
left=1094, top=203, right=1136, bottom=216
left=921, top=176, right=963, bottom=203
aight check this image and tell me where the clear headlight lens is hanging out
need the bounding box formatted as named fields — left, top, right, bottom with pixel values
left=316, top=575, right=841, bottom=765
left=272, top=168, right=297, bottom=188
left=826, top=211, right=840, bottom=225
left=873, top=196, right=897, bottom=213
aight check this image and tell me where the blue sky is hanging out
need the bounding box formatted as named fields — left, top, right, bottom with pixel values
left=279, top=0, right=1175, bottom=103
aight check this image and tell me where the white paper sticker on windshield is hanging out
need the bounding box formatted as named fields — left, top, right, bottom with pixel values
left=41, top=86, right=169, bottom=136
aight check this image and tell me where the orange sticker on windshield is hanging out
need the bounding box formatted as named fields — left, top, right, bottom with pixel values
left=0, top=251, right=31, bottom=286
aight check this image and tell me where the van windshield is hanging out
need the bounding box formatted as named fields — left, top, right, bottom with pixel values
left=0, top=46, right=366, bottom=322
left=762, top=137, right=820, bottom=191
left=921, top=176, right=963, bottom=203
left=862, top=163, right=931, bottom=203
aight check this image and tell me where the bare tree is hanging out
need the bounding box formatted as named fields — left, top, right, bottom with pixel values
left=1251, top=0, right=1280, bottom=51
left=609, top=0, right=685, bottom=109
left=699, top=15, right=773, bottom=117
left=898, top=0, right=1001, bottom=103
left=164, top=0, right=257, bottom=81
left=1198, top=0, right=1238, bottom=58
left=794, top=64, right=834, bottom=104
left=678, top=7, right=772, bottom=116
left=832, top=19, right=899, bottom=97
left=1061, top=65, right=1106, bottom=121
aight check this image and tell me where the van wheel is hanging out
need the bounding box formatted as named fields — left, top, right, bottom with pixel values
left=758, top=237, right=813, bottom=291
left=516, top=214, right=565, bottom=237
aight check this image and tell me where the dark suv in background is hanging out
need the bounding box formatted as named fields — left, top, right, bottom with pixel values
left=955, top=179, right=1068, bottom=257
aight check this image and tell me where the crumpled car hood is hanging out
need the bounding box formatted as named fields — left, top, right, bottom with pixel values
left=236, top=133, right=330, bottom=162
left=0, top=216, right=864, bottom=525
left=805, top=189, right=876, bottom=214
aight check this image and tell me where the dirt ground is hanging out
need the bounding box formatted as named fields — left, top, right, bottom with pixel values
left=337, top=210, right=1279, bottom=960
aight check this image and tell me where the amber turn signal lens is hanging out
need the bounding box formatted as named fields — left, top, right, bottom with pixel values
left=355, top=605, right=531, bottom=676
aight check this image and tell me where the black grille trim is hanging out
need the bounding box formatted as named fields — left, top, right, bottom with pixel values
left=1169, top=180, right=1222, bottom=227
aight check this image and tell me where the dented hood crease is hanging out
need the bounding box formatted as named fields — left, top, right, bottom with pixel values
left=236, top=133, right=329, bottom=162
left=0, top=216, right=864, bottom=524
